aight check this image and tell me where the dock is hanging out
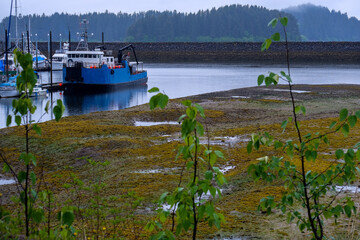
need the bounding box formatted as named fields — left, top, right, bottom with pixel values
left=40, top=82, right=64, bottom=91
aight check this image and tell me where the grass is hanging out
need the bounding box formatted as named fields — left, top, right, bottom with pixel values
left=1, top=85, right=360, bottom=239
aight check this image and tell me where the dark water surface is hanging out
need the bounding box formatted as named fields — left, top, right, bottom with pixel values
left=1, top=63, right=360, bottom=128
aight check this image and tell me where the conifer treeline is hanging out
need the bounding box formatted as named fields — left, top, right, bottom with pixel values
left=285, top=4, right=360, bottom=41
left=0, top=4, right=359, bottom=43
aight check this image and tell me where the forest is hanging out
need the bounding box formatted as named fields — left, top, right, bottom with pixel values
left=285, top=4, right=360, bottom=41
left=0, top=4, right=359, bottom=43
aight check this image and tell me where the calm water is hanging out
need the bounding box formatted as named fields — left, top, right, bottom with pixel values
left=1, top=63, right=360, bottom=128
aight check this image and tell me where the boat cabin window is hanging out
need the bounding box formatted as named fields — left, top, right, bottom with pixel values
left=76, top=54, right=79, bottom=58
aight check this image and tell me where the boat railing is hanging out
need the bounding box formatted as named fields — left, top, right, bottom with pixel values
left=129, top=61, right=144, bottom=73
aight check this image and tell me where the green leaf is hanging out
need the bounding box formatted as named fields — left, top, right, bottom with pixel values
left=280, top=17, right=288, bottom=27
left=44, top=100, right=50, bottom=113
left=300, top=106, right=306, bottom=115
left=18, top=171, right=27, bottom=183
left=272, top=74, right=279, bottom=85
left=6, top=115, right=11, bottom=127
left=356, top=110, right=360, bottom=119
left=247, top=141, right=253, bottom=153
left=295, top=106, right=301, bottom=114
left=195, top=103, right=205, bottom=118
left=265, top=77, right=272, bottom=86
left=281, top=119, right=288, bottom=132
left=329, top=121, right=337, bottom=129
left=341, top=124, right=350, bottom=137
left=15, top=115, right=21, bottom=126
left=257, top=75, right=264, bottom=86
left=53, top=100, right=65, bottom=122
left=3, top=163, right=10, bottom=173
left=268, top=18, right=278, bottom=28
left=271, top=32, right=281, bottom=41
left=32, top=124, right=42, bottom=136
left=158, top=94, right=169, bottom=109
left=30, top=172, right=36, bottom=185
left=61, top=211, right=74, bottom=226
left=340, top=108, right=348, bottom=121
left=148, top=87, right=159, bottom=93
left=159, top=192, right=168, bottom=203
left=335, top=149, right=344, bottom=159
left=205, top=171, right=213, bottom=180
left=344, top=205, right=352, bottom=217
left=31, top=210, right=44, bottom=223
left=261, top=39, right=272, bottom=51
left=323, top=136, right=329, bottom=144
left=182, top=100, right=192, bottom=107
left=214, top=150, right=224, bottom=159
left=348, top=115, right=357, bottom=128
left=299, top=223, right=305, bottom=232
left=209, top=153, right=216, bottom=167
left=30, top=153, right=37, bottom=166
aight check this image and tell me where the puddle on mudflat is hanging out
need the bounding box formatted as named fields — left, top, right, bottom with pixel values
left=162, top=189, right=223, bottom=211
left=133, top=167, right=179, bottom=174
left=200, top=136, right=250, bottom=147
left=135, top=121, right=179, bottom=127
left=264, top=89, right=311, bottom=94
left=0, top=178, right=16, bottom=185
left=335, top=186, right=360, bottom=193
left=219, top=165, right=236, bottom=174
left=231, top=96, right=250, bottom=99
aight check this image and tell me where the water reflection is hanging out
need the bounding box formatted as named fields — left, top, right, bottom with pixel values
left=63, top=85, right=148, bottom=115
left=0, top=85, right=148, bottom=128
left=2, top=63, right=360, bottom=129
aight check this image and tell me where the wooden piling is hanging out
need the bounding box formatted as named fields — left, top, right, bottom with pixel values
left=50, top=31, right=53, bottom=86
left=5, top=29, right=8, bottom=82
left=27, top=31, right=30, bottom=53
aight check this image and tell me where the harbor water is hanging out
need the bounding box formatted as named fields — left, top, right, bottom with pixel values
left=1, top=63, right=360, bottom=128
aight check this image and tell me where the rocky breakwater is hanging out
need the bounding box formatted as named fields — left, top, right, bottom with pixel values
left=35, top=41, right=360, bottom=64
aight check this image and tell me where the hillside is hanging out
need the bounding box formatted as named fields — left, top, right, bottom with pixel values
left=284, top=4, right=360, bottom=41
left=126, top=5, right=300, bottom=42
left=0, top=5, right=300, bottom=43
left=1, top=4, right=359, bottom=42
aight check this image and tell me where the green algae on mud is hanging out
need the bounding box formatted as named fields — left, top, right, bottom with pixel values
left=1, top=84, right=360, bottom=239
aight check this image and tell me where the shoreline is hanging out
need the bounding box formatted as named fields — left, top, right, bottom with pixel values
left=32, top=41, right=360, bottom=64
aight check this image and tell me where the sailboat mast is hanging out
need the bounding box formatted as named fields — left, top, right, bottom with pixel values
left=15, top=0, right=18, bottom=40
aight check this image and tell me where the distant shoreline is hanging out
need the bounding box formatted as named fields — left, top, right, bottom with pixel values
left=27, top=41, right=360, bottom=64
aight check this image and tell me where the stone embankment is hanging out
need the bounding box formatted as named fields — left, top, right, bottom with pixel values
left=2, top=41, right=360, bottom=63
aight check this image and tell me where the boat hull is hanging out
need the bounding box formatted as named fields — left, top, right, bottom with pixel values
left=63, top=64, right=148, bottom=91
left=0, top=87, right=19, bottom=98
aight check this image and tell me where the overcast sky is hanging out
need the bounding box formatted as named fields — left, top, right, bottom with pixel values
left=1, top=0, right=360, bottom=22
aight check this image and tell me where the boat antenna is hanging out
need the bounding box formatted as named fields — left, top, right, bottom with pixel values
left=7, top=0, right=14, bottom=47
left=75, top=19, right=89, bottom=51
left=15, top=0, right=17, bottom=40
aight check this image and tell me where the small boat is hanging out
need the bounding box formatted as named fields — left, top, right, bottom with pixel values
left=0, top=75, right=18, bottom=98
left=52, top=42, right=69, bottom=71
left=27, top=85, right=48, bottom=97
left=63, top=20, right=147, bottom=91
left=0, top=52, right=18, bottom=76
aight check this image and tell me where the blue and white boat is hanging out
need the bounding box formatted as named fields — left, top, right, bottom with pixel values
left=0, top=75, right=18, bottom=98
left=63, top=20, right=147, bottom=91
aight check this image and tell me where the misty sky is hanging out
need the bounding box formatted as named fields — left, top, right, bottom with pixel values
left=1, top=0, right=360, bottom=22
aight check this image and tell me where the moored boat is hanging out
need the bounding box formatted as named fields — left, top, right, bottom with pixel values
left=52, top=42, right=69, bottom=71
left=0, top=75, right=18, bottom=98
left=62, top=20, right=147, bottom=91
